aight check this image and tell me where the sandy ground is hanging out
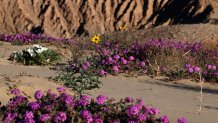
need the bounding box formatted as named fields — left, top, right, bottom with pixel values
left=88, top=76, right=218, bottom=123
left=0, top=42, right=218, bottom=123
left=0, top=42, right=71, bottom=104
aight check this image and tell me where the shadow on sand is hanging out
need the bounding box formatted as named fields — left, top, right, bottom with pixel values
left=144, top=79, right=218, bottom=95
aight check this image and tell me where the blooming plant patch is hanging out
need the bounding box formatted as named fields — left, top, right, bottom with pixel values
left=68, top=40, right=217, bottom=82
left=9, top=44, right=60, bottom=65
left=0, top=88, right=187, bottom=123
left=1, top=33, right=217, bottom=82
left=0, top=33, right=75, bottom=45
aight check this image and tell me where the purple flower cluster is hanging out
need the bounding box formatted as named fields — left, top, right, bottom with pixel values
left=53, top=112, right=67, bottom=123
left=39, top=114, right=50, bottom=122
left=185, top=64, right=218, bottom=81
left=0, top=88, right=187, bottom=123
left=29, top=102, right=40, bottom=110
left=185, top=64, right=201, bottom=73
left=34, top=90, right=44, bottom=100
left=80, top=110, right=93, bottom=123
left=69, top=40, right=217, bottom=82
left=0, top=33, right=75, bottom=45
left=178, top=117, right=188, bottom=123
left=76, top=95, right=90, bottom=106
left=160, top=115, right=169, bottom=123
left=96, top=95, right=107, bottom=105
left=203, top=64, right=218, bottom=81
left=57, top=87, right=66, bottom=92
left=10, top=89, right=20, bottom=95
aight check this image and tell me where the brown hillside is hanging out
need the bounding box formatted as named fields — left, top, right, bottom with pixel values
left=0, top=0, right=217, bottom=37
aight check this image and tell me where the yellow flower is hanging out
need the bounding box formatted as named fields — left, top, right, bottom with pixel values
left=119, top=26, right=123, bottom=31
left=91, top=35, right=101, bottom=44
left=123, top=24, right=128, bottom=30
left=119, top=24, right=128, bottom=31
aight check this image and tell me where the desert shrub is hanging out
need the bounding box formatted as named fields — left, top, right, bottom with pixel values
left=9, top=44, right=60, bottom=65
left=0, top=88, right=187, bottom=123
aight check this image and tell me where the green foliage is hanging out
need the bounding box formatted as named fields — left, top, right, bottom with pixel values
left=55, top=68, right=102, bottom=94
left=9, top=45, right=60, bottom=65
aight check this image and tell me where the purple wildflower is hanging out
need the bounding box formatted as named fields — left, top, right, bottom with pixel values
left=102, top=49, right=109, bottom=56
left=96, top=95, right=107, bottom=105
left=148, top=107, right=160, bottom=115
left=24, top=111, right=34, bottom=120
left=185, top=64, right=192, bottom=69
left=64, top=95, right=73, bottom=105
left=85, top=61, right=91, bottom=67
left=82, top=64, right=88, bottom=70
left=121, top=58, right=128, bottom=65
left=57, top=87, right=66, bottom=92
left=138, top=114, right=147, bottom=121
left=24, top=118, right=35, bottom=123
left=99, top=69, right=106, bottom=76
left=53, top=112, right=67, bottom=123
left=47, top=89, right=58, bottom=99
left=10, top=89, right=20, bottom=95
left=80, top=110, right=93, bottom=123
left=94, top=118, right=103, bottom=123
left=207, top=64, right=212, bottom=69
left=212, top=65, right=216, bottom=70
left=160, top=115, right=169, bottom=123
left=193, top=66, right=201, bottom=73
left=4, top=112, right=17, bottom=123
left=140, top=61, right=146, bottom=67
left=129, top=56, right=135, bottom=61
left=102, top=107, right=110, bottom=113
left=29, top=102, right=40, bottom=110
left=128, top=106, right=139, bottom=116
left=188, top=67, right=194, bottom=73
left=125, top=97, right=133, bottom=103
left=214, top=72, right=218, bottom=77
left=34, top=90, right=44, bottom=100
left=113, top=66, right=119, bottom=73
left=77, top=95, right=90, bottom=106
left=178, top=117, right=188, bottom=123
left=113, top=54, right=120, bottom=60
left=39, top=114, right=50, bottom=122
left=108, top=57, right=113, bottom=63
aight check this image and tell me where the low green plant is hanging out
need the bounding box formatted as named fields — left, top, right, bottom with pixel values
left=9, top=44, right=60, bottom=65
left=55, top=67, right=102, bottom=94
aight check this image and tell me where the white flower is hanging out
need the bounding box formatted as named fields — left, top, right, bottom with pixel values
left=13, top=53, right=18, bottom=59
left=33, top=44, right=42, bottom=49
left=33, top=44, right=48, bottom=54
left=36, top=47, right=48, bottom=54
left=26, top=48, right=35, bottom=57
left=46, top=59, right=50, bottom=63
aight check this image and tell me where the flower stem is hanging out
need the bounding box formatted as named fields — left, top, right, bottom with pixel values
left=198, top=72, right=203, bottom=114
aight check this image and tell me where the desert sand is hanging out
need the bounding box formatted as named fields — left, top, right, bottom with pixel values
left=0, top=42, right=218, bottom=123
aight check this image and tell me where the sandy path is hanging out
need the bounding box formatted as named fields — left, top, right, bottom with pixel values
left=88, top=76, right=218, bottom=123
left=0, top=42, right=70, bottom=104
